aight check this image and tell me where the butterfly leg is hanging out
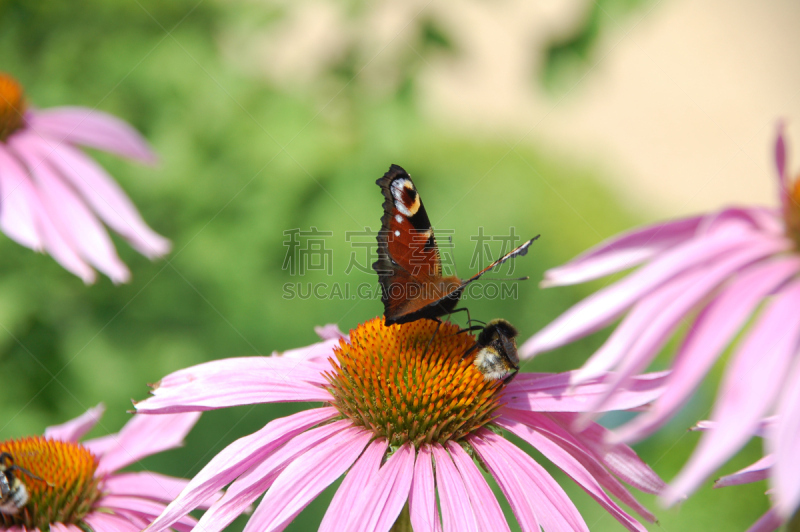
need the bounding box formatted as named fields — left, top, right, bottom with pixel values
left=420, top=318, right=443, bottom=358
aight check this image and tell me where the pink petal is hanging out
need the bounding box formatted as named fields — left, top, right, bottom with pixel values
left=664, top=280, right=800, bottom=505
left=38, top=141, right=170, bottom=258
left=314, top=324, right=347, bottom=341
left=769, top=355, right=800, bottom=518
left=408, top=444, right=442, bottom=532
left=0, top=144, right=42, bottom=249
left=195, top=419, right=355, bottom=532
left=134, top=357, right=332, bottom=414
left=714, top=454, right=773, bottom=488
left=10, top=133, right=130, bottom=282
left=522, top=227, right=768, bottom=358
left=95, top=412, right=199, bottom=476
left=502, top=410, right=660, bottom=519
left=574, top=239, right=789, bottom=387
left=319, top=438, right=389, bottom=532
left=28, top=107, right=157, bottom=164
left=541, top=215, right=704, bottom=287
left=100, top=495, right=199, bottom=532
left=503, top=371, right=668, bottom=412
left=50, top=523, right=82, bottom=532
left=272, top=336, right=343, bottom=361
left=470, top=429, right=587, bottom=532
left=549, top=413, right=665, bottom=495
left=144, top=407, right=336, bottom=532
left=445, top=441, right=510, bottom=532
left=103, top=472, right=217, bottom=508
left=82, top=510, right=143, bottom=532
left=612, top=258, right=800, bottom=443
left=346, top=443, right=416, bottom=532
left=746, top=508, right=782, bottom=532
left=44, top=404, right=104, bottom=442
left=775, top=122, right=788, bottom=209
left=242, top=426, right=372, bottom=532
left=495, top=414, right=649, bottom=531
left=432, top=444, right=479, bottom=532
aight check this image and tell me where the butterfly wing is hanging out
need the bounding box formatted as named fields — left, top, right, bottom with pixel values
left=373, top=165, right=452, bottom=324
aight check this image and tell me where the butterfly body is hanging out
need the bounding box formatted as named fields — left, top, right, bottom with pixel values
left=373, top=164, right=537, bottom=326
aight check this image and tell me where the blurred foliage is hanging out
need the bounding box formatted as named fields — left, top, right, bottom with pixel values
left=0, top=0, right=768, bottom=530
left=540, top=0, right=652, bottom=94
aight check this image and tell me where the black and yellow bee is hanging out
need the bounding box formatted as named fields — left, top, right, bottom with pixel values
left=0, top=452, right=39, bottom=515
left=464, top=319, right=520, bottom=384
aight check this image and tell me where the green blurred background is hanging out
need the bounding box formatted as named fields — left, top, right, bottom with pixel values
left=0, top=0, right=775, bottom=530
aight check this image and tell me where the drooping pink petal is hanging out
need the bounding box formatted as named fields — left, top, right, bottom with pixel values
left=574, top=239, right=789, bottom=388
left=144, top=407, right=337, bottom=532
left=522, top=226, right=765, bottom=358
left=319, top=438, right=389, bottom=532
left=549, top=413, right=665, bottom=495
left=10, top=133, right=130, bottom=282
left=134, top=357, right=332, bottom=414
left=95, top=412, right=200, bottom=476
left=541, top=215, right=704, bottom=287
left=242, top=426, right=372, bottom=532
left=345, top=443, right=415, bottom=532
left=82, top=511, right=143, bottom=532
left=44, top=404, right=104, bottom=442
left=194, top=419, right=354, bottom=532
left=714, top=455, right=773, bottom=488
left=664, top=280, right=800, bottom=505
left=503, top=371, right=668, bottom=412
left=692, top=417, right=775, bottom=438
left=501, top=410, right=659, bottom=520
left=769, top=355, right=800, bottom=518
left=38, top=141, right=170, bottom=258
left=746, top=508, right=782, bottom=532
left=495, top=415, right=649, bottom=531
left=28, top=107, right=157, bottom=164
left=0, top=144, right=43, bottom=249
left=612, top=258, right=800, bottom=443
left=103, top=472, right=216, bottom=508
left=470, top=428, right=584, bottom=532
left=445, top=441, right=510, bottom=532
left=775, top=122, right=789, bottom=209
left=408, top=444, right=442, bottom=532
left=432, top=444, right=479, bottom=532
left=100, top=496, right=199, bottom=532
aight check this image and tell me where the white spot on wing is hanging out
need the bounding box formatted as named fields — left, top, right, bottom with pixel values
left=394, top=230, right=401, bottom=237
left=395, top=214, right=403, bottom=223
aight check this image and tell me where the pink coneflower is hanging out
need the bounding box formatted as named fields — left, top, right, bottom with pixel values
left=520, top=124, right=800, bottom=517
left=0, top=72, right=170, bottom=283
left=135, top=317, right=666, bottom=532
left=0, top=404, right=205, bottom=531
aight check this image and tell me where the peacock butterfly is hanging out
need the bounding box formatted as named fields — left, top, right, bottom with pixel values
left=372, top=164, right=538, bottom=326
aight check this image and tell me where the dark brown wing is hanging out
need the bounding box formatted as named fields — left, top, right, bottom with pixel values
left=373, top=165, right=454, bottom=324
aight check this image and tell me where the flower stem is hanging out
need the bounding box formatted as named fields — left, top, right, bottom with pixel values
left=390, top=503, right=412, bottom=532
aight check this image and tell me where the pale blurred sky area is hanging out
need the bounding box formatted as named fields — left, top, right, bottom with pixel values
left=231, top=0, right=800, bottom=219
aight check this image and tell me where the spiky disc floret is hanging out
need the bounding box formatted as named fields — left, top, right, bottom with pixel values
left=325, top=317, right=504, bottom=447
left=0, top=437, right=102, bottom=529
left=0, top=72, right=26, bottom=141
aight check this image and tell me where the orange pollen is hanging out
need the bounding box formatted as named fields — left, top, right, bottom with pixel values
left=0, top=437, right=102, bottom=529
left=0, top=73, right=27, bottom=142
left=324, top=317, right=504, bottom=447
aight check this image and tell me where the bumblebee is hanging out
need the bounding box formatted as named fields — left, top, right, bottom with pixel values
left=0, top=452, right=37, bottom=515
left=464, top=319, right=520, bottom=384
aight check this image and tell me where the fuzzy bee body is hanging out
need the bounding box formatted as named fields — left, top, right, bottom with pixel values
left=0, top=452, right=33, bottom=515
left=467, top=319, right=520, bottom=384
